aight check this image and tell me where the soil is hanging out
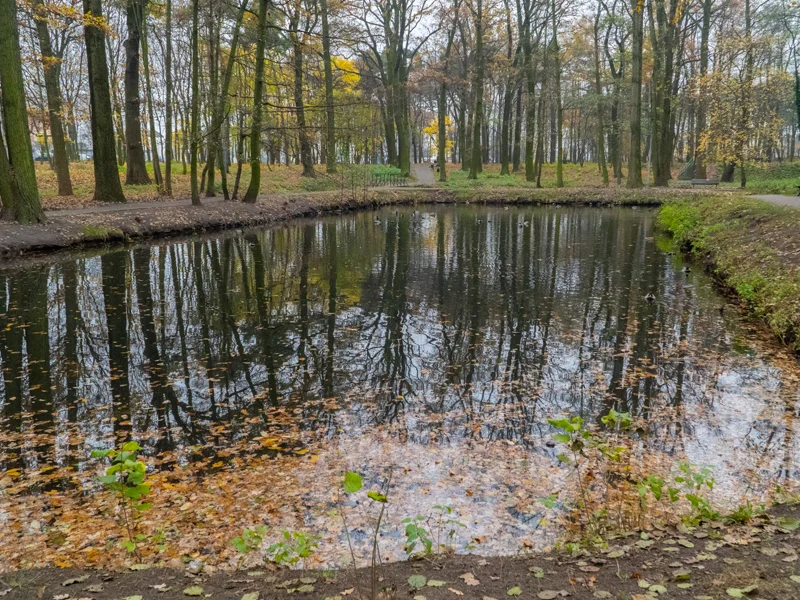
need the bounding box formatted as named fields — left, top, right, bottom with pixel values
left=4, top=504, right=800, bottom=600
left=0, top=187, right=715, bottom=264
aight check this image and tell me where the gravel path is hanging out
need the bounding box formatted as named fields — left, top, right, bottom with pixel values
left=412, top=162, right=437, bottom=185
left=749, top=194, right=800, bottom=208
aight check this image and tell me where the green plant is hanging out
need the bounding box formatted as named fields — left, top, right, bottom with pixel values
left=266, top=531, right=319, bottom=566
left=401, top=515, right=432, bottom=556
left=231, top=525, right=268, bottom=554
left=727, top=501, right=764, bottom=524
left=91, top=441, right=152, bottom=558
left=431, top=504, right=466, bottom=552
left=673, top=462, right=720, bottom=524
left=340, top=469, right=393, bottom=600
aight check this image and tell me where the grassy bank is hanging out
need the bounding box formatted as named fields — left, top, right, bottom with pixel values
left=658, top=195, right=800, bottom=350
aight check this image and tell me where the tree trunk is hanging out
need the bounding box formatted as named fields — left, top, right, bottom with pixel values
left=500, top=0, right=514, bottom=176
left=243, top=0, right=268, bottom=202
left=164, top=0, right=173, bottom=194
left=208, top=0, right=247, bottom=198
left=32, top=0, right=73, bottom=196
left=627, top=0, right=644, bottom=188
left=320, top=0, right=336, bottom=173
left=468, top=0, right=483, bottom=179
left=83, top=0, right=126, bottom=202
left=551, top=0, right=563, bottom=187
left=593, top=6, right=609, bottom=185
left=141, top=5, right=163, bottom=191
left=125, top=0, right=151, bottom=185
left=291, top=3, right=315, bottom=178
left=0, top=0, right=45, bottom=223
left=189, top=0, right=201, bottom=204
left=438, top=0, right=460, bottom=182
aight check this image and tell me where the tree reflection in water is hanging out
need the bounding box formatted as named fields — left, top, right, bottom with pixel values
left=1, top=205, right=799, bottom=563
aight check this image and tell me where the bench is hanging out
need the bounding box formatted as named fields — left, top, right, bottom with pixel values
left=795, top=185, right=800, bottom=197
left=691, top=179, right=720, bottom=187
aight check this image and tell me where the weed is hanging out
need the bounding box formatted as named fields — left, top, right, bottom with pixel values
left=266, top=531, right=320, bottom=567
left=91, top=441, right=152, bottom=558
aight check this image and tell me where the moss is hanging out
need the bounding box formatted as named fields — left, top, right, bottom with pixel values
left=81, top=225, right=123, bottom=241
left=658, top=196, right=800, bottom=351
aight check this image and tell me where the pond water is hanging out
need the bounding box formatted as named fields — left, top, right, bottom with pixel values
left=1, top=205, right=799, bottom=568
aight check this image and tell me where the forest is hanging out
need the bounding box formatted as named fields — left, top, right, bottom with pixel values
left=0, top=0, right=798, bottom=223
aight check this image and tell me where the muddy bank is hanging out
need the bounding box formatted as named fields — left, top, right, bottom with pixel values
left=4, top=503, right=800, bottom=600
left=0, top=187, right=717, bottom=263
left=658, top=195, right=800, bottom=352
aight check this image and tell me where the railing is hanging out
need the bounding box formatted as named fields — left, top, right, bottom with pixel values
left=677, top=159, right=695, bottom=181
left=369, top=173, right=409, bottom=188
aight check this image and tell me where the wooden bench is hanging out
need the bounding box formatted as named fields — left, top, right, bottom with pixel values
left=691, top=179, right=720, bottom=187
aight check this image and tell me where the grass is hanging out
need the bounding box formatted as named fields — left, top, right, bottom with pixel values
left=34, top=162, right=395, bottom=209
left=658, top=195, right=800, bottom=350
left=33, top=158, right=800, bottom=211
left=715, top=161, right=800, bottom=195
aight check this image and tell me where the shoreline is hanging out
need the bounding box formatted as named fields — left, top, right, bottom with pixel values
left=4, top=502, right=800, bottom=600
left=0, top=187, right=714, bottom=264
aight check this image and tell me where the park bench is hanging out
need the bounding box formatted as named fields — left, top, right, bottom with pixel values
left=691, top=179, right=720, bottom=187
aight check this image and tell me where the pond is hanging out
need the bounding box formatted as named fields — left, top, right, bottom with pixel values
left=1, top=205, right=799, bottom=569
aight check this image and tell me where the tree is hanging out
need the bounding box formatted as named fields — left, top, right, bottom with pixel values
left=694, top=0, right=712, bottom=178
left=190, top=0, right=200, bottom=204
left=320, top=0, right=337, bottom=173
left=593, top=3, right=609, bottom=185
left=83, top=0, right=126, bottom=202
left=288, top=0, right=315, bottom=178
left=551, top=0, right=563, bottom=187
left=626, top=0, right=644, bottom=188
left=468, top=0, right=484, bottom=179
left=438, top=0, right=462, bottom=182
left=164, top=0, right=173, bottom=195
left=32, top=0, right=74, bottom=196
left=242, top=0, right=269, bottom=203
left=0, top=0, right=46, bottom=223
left=124, top=0, right=151, bottom=185
left=140, top=4, right=163, bottom=191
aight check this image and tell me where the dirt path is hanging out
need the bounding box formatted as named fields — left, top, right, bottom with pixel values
left=4, top=504, right=800, bottom=600
left=412, top=162, right=437, bottom=185
left=46, top=196, right=226, bottom=217
left=750, top=193, right=800, bottom=208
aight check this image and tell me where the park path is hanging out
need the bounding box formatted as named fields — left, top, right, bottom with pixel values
left=412, top=162, right=437, bottom=185
left=749, top=194, right=800, bottom=209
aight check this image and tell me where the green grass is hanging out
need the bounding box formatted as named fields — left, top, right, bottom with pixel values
left=658, top=196, right=800, bottom=350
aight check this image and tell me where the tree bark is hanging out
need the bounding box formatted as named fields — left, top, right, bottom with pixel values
left=83, top=0, right=126, bottom=202
left=124, top=0, right=151, bottom=184
left=468, top=0, right=483, bottom=179
left=33, top=0, right=73, bottom=196
left=141, top=4, right=163, bottom=191
left=164, top=0, right=173, bottom=194
left=593, top=5, right=609, bottom=185
left=320, top=0, right=336, bottom=173
left=189, top=0, right=200, bottom=204
left=243, top=0, right=268, bottom=202
left=627, top=0, right=644, bottom=188
left=291, top=0, right=315, bottom=178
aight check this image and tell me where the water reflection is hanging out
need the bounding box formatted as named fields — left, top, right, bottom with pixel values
left=1, top=205, right=799, bottom=563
